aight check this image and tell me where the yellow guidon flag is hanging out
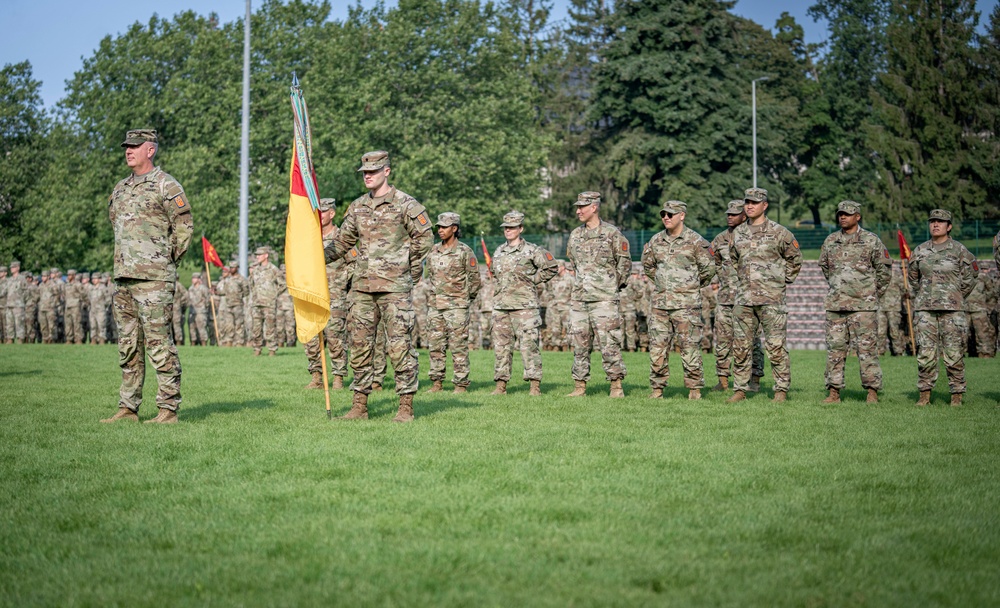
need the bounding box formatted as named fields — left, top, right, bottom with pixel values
left=284, top=79, right=330, bottom=343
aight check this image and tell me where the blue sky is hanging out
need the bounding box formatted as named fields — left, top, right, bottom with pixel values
left=2, top=0, right=996, bottom=109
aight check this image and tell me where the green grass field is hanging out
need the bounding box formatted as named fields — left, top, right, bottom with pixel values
left=2, top=345, right=999, bottom=607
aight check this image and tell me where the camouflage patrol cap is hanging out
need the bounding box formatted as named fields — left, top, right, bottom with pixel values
left=0, top=266, right=6, bottom=273
left=67, top=269, right=77, bottom=275
left=102, top=272, right=111, bottom=279
left=744, top=187, right=768, bottom=203
left=254, top=246, right=270, bottom=256
left=41, top=270, right=49, bottom=277
left=318, top=198, right=337, bottom=211
left=659, top=200, right=687, bottom=217
left=10, top=260, right=20, bottom=268
left=436, top=212, right=461, bottom=227
left=575, top=191, right=602, bottom=206
left=726, top=200, right=745, bottom=215
left=500, top=210, right=525, bottom=228
left=24, top=271, right=32, bottom=278
left=79, top=272, right=90, bottom=280
left=836, top=200, right=861, bottom=216
left=357, top=150, right=390, bottom=172
left=50, top=267, right=60, bottom=275
left=192, top=272, right=202, bottom=279
left=121, top=128, right=158, bottom=147
left=928, top=209, right=952, bottom=222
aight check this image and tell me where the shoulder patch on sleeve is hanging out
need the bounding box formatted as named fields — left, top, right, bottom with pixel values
left=174, top=193, right=188, bottom=209
left=545, top=252, right=553, bottom=261
left=792, top=239, right=800, bottom=249
left=621, top=241, right=629, bottom=252
left=972, top=260, right=979, bottom=271
left=470, top=258, right=477, bottom=267
left=708, top=246, right=715, bottom=257
left=883, top=249, right=890, bottom=259
left=416, top=212, right=429, bottom=226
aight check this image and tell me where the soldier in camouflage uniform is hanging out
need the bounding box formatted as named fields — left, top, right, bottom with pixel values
left=304, top=198, right=352, bottom=390
left=87, top=272, right=109, bottom=343
left=276, top=265, right=296, bottom=347
left=26, top=271, right=40, bottom=343
left=877, top=267, right=906, bottom=356
left=0, top=265, right=6, bottom=342
left=700, top=282, right=717, bottom=353
left=425, top=212, right=482, bottom=393
left=323, top=151, right=433, bottom=422
left=818, top=201, right=891, bottom=404
left=965, top=271, right=997, bottom=358
left=63, top=270, right=85, bottom=344
left=641, top=200, right=716, bottom=399
left=710, top=201, right=764, bottom=391
left=619, top=269, right=640, bottom=353
left=215, top=266, right=235, bottom=345
left=4, top=261, right=27, bottom=343
left=188, top=272, right=211, bottom=345
left=566, top=192, right=631, bottom=398
left=172, top=278, right=188, bottom=346
left=908, top=209, right=979, bottom=406
left=101, top=129, right=193, bottom=424
left=490, top=210, right=558, bottom=395
left=225, top=260, right=250, bottom=346
left=250, top=247, right=282, bottom=356
left=478, top=268, right=494, bottom=350
left=39, top=268, right=61, bottom=343
left=727, top=188, right=802, bottom=403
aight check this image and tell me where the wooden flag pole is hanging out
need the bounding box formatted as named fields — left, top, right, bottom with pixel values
left=319, top=332, right=331, bottom=419
left=900, top=258, right=916, bottom=355
left=204, top=259, right=222, bottom=346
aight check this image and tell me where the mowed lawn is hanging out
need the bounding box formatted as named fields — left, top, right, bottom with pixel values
left=1, top=344, right=999, bottom=607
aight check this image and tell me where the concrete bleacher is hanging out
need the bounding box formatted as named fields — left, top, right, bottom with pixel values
left=787, top=261, right=828, bottom=350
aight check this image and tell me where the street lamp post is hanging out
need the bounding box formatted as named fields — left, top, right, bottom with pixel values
left=752, top=76, right=769, bottom=189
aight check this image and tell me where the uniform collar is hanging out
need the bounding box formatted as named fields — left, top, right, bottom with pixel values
left=126, top=166, right=161, bottom=186
left=365, top=186, right=396, bottom=208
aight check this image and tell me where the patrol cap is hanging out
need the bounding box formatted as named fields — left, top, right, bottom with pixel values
left=726, top=200, right=745, bottom=215
left=575, top=191, right=602, bottom=206
left=192, top=272, right=202, bottom=279
left=68, top=269, right=77, bottom=275
left=500, top=210, right=525, bottom=228
left=659, top=200, right=687, bottom=217
left=318, top=198, right=337, bottom=211
left=436, top=212, right=461, bottom=227
left=357, top=150, right=390, bottom=172
left=744, top=187, right=768, bottom=203
left=0, top=266, right=6, bottom=273
left=79, top=272, right=90, bottom=280
left=50, top=267, right=60, bottom=275
left=254, top=246, right=270, bottom=256
left=10, top=260, right=20, bottom=269
left=121, top=128, right=158, bottom=147
left=928, top=209, right=952, bottom=222
left=102, top=272, right=111, bottom=279
left=24, top=271, right=33, bottom=278
left=836, top=200, right=861, bottom=215
left=41, top=270, right=50, bottom=277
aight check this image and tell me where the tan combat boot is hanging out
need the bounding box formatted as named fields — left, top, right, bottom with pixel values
left=950, top=393, right=963, bottom=407
left=688, top=389, right=701, bottom=400
left=772, top=391, right=787, bottom=403
left=253, top=348, right=262, bottom=356
left=304, top=372, right=323, bottom=390
left=609, top=380, right=624, bottom=398
left=711, top=376, right=728, bottom=391
left=332, top=376, right=344, bottom=390
left=144, top=408, right=178, bottom=424
left=268, top=350, right=276, bottom=357
left=727, top=390, right=746, bottom=403
left=100, top=407, right=139, bottom=423
left=866, top=389, right=879, bottom=404
left=392, top=393, right=415, bottom=423
left=567, top=380, right=587, bottom=397
left=915, top=391, right=931, bottom=407
left=822, top=388, right=840, bottom=404
left=529, top=380, right=542, bottom=396
left=453, top=385, right=467, bottom=394
left=491, top=380, right=507, bottom=395
left=339, top=392, right=369, bottom=419
left=650, top=388, right=663, bottom=399
left=749, top=375, right=763, bottom=393
left=428, top=380, right=444, bottom=393
left=372, top=382, right=383, bottom=391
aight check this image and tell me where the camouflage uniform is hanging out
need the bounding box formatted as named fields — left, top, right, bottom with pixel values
left=0, top=266, right=6, bottom=341
left=26, top=273, right=40, bottom=343
left=172, top=280, right=188, bottom=346
left=87, top=275, right=110, bottom=343
left=965, top=273, right=997, bottom=357
left=818, top=202, right=891, bottom=394
left=108, top=130, right=194, bottom=415
left=877, top=267, right=906, bottom=355
left=700, top=282, right=717, bottom=352
left=544, top=268, right=572, bottom=351
left=220, top=265, right=249, bottom=346
left=39, top=270, right=61, bottom=343
left=728, top=189, right=803, bottom=394
left=426, top=213, right=482, bottom=388
left=4, top=264, right=27, bottom=342
left=304, top=222, right=353, bottom=381
left=412, top=278, right=431, bottom=349
left=276, top=268, right=296, bottom=347
left=250, top=252, right=283, bottom=355
left=641, top=202, right=716, bottom=391
left=63, top=272, right=85, bottom=344
left=478, top=271, right=494, bottom=349
left=908, top=210, right=979, bottom=396
left=490, top=212, right=558, bottom=384
left=567, top=204, right=631, bottom=384
left=619, top=273, right=641, bottom=352
left=187, top=275, right=211, bottom=345
left=323, top=173, right=433, bottom=397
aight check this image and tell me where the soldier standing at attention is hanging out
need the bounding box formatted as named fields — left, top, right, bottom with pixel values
left=908, top=209, right=979, bottom=407
left=818, top=201, right=891, bottom=404
left=26, top=271, right=41, bottom=343
left=641, top=200, right=716, bottom=399
left=727, top=187, right=802, bottom=403
left=426, top=212, right=482, bottom=393
left=490, top=211, right=559, bottom=396
left=877, top=267, right=906, bottom=356
left=303, top=198, right=352, bottom=390
left=39, top=269, right=60, bottom=343
left=214, top=265, right=233, bottom=346
left=88, top=272, right=108, bottom=344
left=0, top=265, right=7, bottom=342
left=228, top=259, right=250, bottom=346
left=4, top=261, right=27, bottom=343
left=964, top=271, right=997, bottom=358
left=250, top=247, right=282, bottom=356
left=565, top=191, right=632, bottom=398
left=171, top=277, right=188, bottom=346
left=187, top=272, right=211, bottom=345
left=63, top=270, right=85, bottom=344
left=322, top=151, right=433, bottom=422
left=101, top=128, right=193, bottom=424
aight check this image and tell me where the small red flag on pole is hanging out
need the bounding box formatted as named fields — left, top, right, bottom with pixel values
left=480, top=232, right=492, bottom=277
left=202, top=236, right=225, bottom=268
left=896, top=229, right=916, bottom=354
left=897, top=230, right=912, bottom=260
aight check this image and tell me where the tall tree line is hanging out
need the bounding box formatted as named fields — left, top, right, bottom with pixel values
left=1, top=0, right=997, bottom=269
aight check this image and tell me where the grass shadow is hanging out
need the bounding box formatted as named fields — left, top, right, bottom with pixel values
left=0, top=369, right=42, bottom=377
left=184, top=399, right=276, bottom=421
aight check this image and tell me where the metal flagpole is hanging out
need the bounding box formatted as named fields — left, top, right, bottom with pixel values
left=238, top=0, right=251, bottom=278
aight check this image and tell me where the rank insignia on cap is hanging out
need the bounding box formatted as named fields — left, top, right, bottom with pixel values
left=417, top=213, right=428, bottom=226
left=545, top=252, right=553, bottom=261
